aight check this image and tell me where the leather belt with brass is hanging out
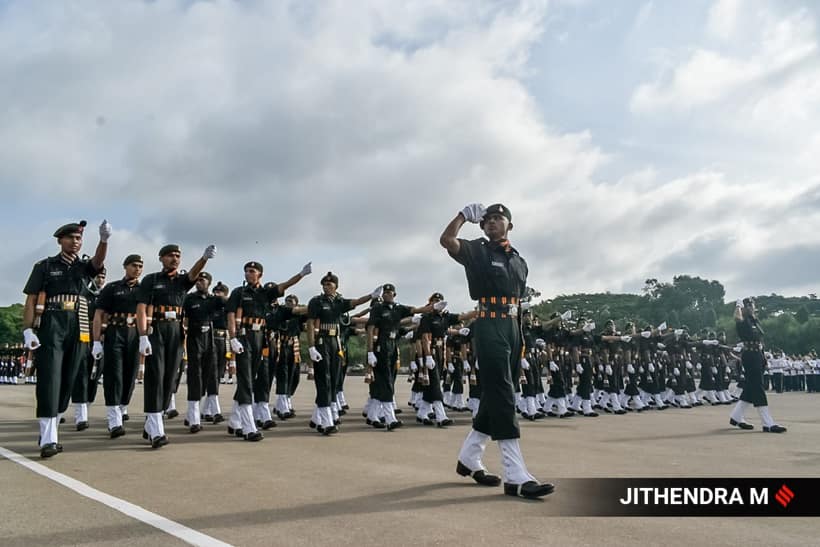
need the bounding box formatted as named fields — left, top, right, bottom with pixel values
left=213, top=329, right=228, bottom=337
left=154, top=305, right=182, bottom=321
left=477, top=297, right=519, bottom=319
left=241, top=317, right=265, bottom=332
left=45, top=294, right=81, bottom=311
left=109, top=313, right=137, bottom=327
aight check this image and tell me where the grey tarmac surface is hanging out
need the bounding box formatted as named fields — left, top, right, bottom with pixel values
left=1, top=380, right=818, bottom=546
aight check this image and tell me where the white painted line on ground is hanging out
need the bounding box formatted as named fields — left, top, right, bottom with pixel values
left=0, top=445, right=233, bottom=547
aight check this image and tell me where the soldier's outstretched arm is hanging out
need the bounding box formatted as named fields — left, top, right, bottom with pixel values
left=440, top=214, right=466, bottom=255
left=278, top=262, right=312, bottom=292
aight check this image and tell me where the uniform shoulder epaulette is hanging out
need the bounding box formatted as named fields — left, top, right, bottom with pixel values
left=178, top=269, right=188, bottom=276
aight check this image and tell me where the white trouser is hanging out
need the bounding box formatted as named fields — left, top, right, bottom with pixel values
left=255, top=402, right=272, bottom=423
left=207, top=394, right=221, bottom=415
left=337, top=391, right=347, bottom=408
left=316, top=406, right=334, bottom=428
left=556, top=398, right=568, bottom=415
left=166, top=394, right=176, bottom=412
left=239, top=404, right=257, bottom=433
left=730, top=400, right=752, bottom=423
left=452, top=393, right=465, bottom=410
left=467, top=398, right=480, bottom=417
left=106, top=406, right=122, bottom=430
left=381, top=402, right=398, bottom=424
left=39, top=417, right=58, bottom=447
left=458, top=429, right=490, bottom=471
left=186, top=400, right=201, bottom=426
left=74, top=403, right=88, bottom=424
left=582, top=399, right=594, bottom=414
left=417, top=401, right=431, bottom=420
left=757, top=406, right=776, bottom=427
left=609, top=393, right=623, bottom=411
left=432, top=401, right=448, bottom=422
left=228, top=401, right=242, bottom=429
left=275, top=395, right=290, bottom=415
left=367, top=401, right=382, bottom=422
left=499, top=439, right=537, bottom=485
left=145, top=412, right=165, bottom=438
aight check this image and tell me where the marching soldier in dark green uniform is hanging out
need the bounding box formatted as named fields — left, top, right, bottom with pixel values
left=22, top=219, right=111, bottom=458
left=136, top=243, right=216, bottom=448
left=71, top=267, right=106, bottom=430
left=729, top=298, right=787, bottom=433
left=92, top=254, right=143, bottom=438
left=441, top=203, right=554, bottom=499
left=225, top=261, right=311, bottom=440
left=204, top=281, right=229, bottom=422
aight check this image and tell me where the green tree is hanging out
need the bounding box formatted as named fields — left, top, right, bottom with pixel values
left=796, top=305, right=810, bottom=324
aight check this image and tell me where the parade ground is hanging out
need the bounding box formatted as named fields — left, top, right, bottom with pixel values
left=1, top=382, right=818, bottom=547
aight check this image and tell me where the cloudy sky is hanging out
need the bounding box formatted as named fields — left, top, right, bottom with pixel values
left=2, top=0, right=819, bottom=310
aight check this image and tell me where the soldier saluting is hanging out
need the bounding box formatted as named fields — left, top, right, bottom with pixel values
left=136, top=243, right=216, bottom=448
left=440, top=203, right=554, bottom=499
left=22, top=219, right=111, bottom=458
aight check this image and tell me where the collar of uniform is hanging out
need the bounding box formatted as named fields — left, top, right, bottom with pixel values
left=486, top=238, right=515, bottom=254
left=58, top=252, right=78, bottom=266
left=162, top=268, right=178, bottom=278
left=123, top=277, right=139, bottom=288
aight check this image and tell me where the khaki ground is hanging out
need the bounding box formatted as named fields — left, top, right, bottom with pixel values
left=1, top=381, right=818, bottom=546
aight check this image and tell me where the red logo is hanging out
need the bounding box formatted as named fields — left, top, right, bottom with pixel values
left=774, top=485, right=794, bottom=508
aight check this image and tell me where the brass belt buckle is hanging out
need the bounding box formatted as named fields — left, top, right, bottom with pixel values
left=61, top=301, right=76, bottom=311
left=251, top=323, right=262, bottom=332
left=508, top=304, right=518, bottom=317
left=389, top=331, right=396, bottom=339
left=126, top=316, right=134, bottom=325
left=201, top=326, right=210, bottom=333
left=328, top=328, right=337, bottom=336
left=435, top=340, right=443, bottom=347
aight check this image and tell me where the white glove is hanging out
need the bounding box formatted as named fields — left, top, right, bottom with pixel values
left=627, top=364, right=636, bottom=374
left=425, top=355, right=435, bottom=370
left=23, top=328, right=41, bottom=350
left=734, top=344, right=743, bottom=352
left=560, top=310, right=572, bottom=321
left=459, top=327, right=470, bottom=336
left=367, top=352, right=378, bottom=366
left=549, top=361, right=559, bottom=372
left=583, top=321, right=595, bottom=333
left=139, top=335, right=152, bottom=356
left=639, top=366, right=645, bottom=373
left=685, top=360, right=693, bottom=370
left=711, top=367, right=718, bottom=375
left=474, top=359, right=479, bottom=370
left=657, top=322, right=667, bottom=331
left=535, top=338, right=546, bottom=349
left=98, top=219, right=112, bottom=242
left=371, top=286, right=384, bottom=300
left=433, top=300, right=448, bottom=312
left=521, top=358, right=531, bottom=371
left=410, top=361, right=418, bottom=372
left=725, top=366, right=732, bottom=374
left=463, top=360, right=471, bottom=373
left=404, top=331, right=415, bottom=340
left=605, top=365, right=613, bottom=375
left=648, top=363, right=655, bottom=373
left=202, top=244, right=217, bottom=259
left=674, top=329, right=684, bottom=336
left=598, top=364, right=604, bottom=372
left=576, top=363, right=584, bottom=374
left=521, top=301, right=531, bottom=310
left=641, top=331, right=651, bottom=338
left=91, top=341, right=103, bottom=360
left=736, top=298, right=743, bottom=309
left=230, top=338, right=244, bottom=354
left=411, top=314, right=421, bottom=325
left=657, top=343, right=666, bottom=350
left=460, top=203, right=487, bottom=224
left=621, top=335, right=632, bottom=343
left=300, top=262, right=312, bottom=277
left=309, top=346, right=322, bottom=362
left=447, top=363, right=455, bottom=373
left=673, top=367, right=681, bottom=376
left=696, top=363, right=702, bottom=370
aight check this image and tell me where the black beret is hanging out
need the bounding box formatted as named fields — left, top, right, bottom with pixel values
left=429, top=292, right=444, bottom=301
left=213, top=281, right=229, bottom=293
left=53, top=220, right=87, bottom=239
left=483, top=203, right=512, bottom=222
left=382, top=283, right=396, bottom=293
left=244, top=261, right=263, bottom=273
left=197, top=271, right=212, bottom=283
left=321, top=271, right=339, bottom=286
left=123, top=254, right=143, bottom=266
left=158, top=244, right=180, bottom=257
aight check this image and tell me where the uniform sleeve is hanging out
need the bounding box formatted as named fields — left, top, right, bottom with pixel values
left=83, top=258, right=102, bottom=277
left=265, top=282, right=283, bottom=300
left=225, top=288, right=243, bottom=314
left=307, top=297, right=321, bottom=319
left=398, top=305, right=413, bottom=319
left=342, top=299, right=354, bottom=313
left=208, top=295, right=227, bottom=315
left=23, top=261, right=46, bottom=295
left=182, top=293, right=193, bottom=315
left=96, top=284, right=114, bottom=313
left=418, top=315, right=432, bottom=334
left=450, top=238, right=477, bottom=267
left=135, top=274, right=154, bottom=305
left=447, top=312, right=461, bottom=327
left=366, top=304, right=381, bottom=327
left=181, top=275, right=196, bottom=292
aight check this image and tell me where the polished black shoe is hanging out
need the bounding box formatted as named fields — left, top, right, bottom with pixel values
left=583, top=412, right=599, bottom=417
left=422, top=418, right=434, bottom=426
left=255, top=419, right=263, bottom=428
left=437, top=419, right=453, bottom=427
left=227, top=426, right=243, bottom=436
left=334, top=419, right=342, bottom=426
left=504, top=481, right=555, bottom=499
left=244, top=431, right=263, bottom=441
left=184, top=419, right=190, bottom=426
left=261, top=420, right=276, bottom=430
left=387, top=421, right=403, bottom=431
left=165, top=409, right=179, bottom=419
left=763, top=424, right=787, bottom=433
left=76, top=421, right=89, bottom=431
left=309, top=420, right=317, bottom=429
left=142, top=429, right=150, bottom=440
left=342, top=404, right=350, bottom=410
left=456, top=461, right=501, bottom=487
left=361, top=411, right=368, bottom=418
left=40, top=443, right=60, bottom=458
left=394, top=408, right=403, bottom=415
left=189, top=424, right=202, bottom=434
left=372, top=420, right=386, bottom=429
left=558, top=413, right=571, bottom=419
left=204, top=415, right=214, bottom=423
left=614, top=409, right=627, bottom=415
left=122, top=414, right=130, bottom=422
left=338, top=409, right=347, bottom=416
left=213, top=414, right=224, bottom=424
left=729, top=418, right=754, bottom=430
left=109, top=426, right=126, bottom=439
left=322, top=425, right=339, bottom=435
left=59, top=417, right=66, bottom=424
left=546, top=411, right=558, bottom=418
left=151, top=435, right=169, bottom=449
